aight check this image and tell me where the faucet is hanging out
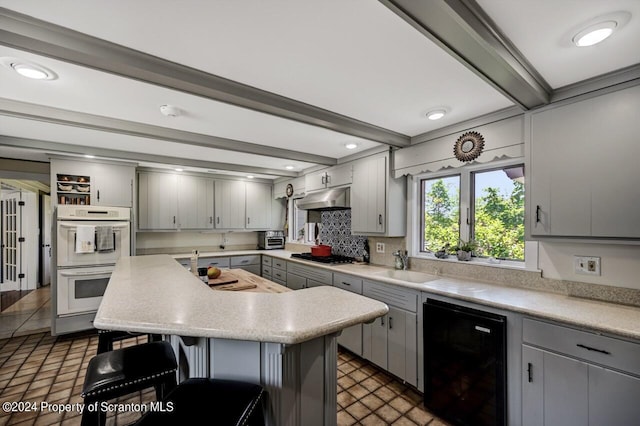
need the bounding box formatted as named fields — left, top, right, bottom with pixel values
left=393, top=250, right=408, bottom=270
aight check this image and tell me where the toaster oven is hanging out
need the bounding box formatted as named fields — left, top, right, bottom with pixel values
left=258, top=230, right=285, bottom=250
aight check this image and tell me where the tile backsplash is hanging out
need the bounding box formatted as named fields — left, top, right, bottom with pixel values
left=319, top=210, right=367, bottom=257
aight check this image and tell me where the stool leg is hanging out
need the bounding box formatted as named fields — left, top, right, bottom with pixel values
left=155, top=373, right=177, bottom=401
left=81, top=400, right=105, bottom=426
left=97, top=334, right=113, bottom=354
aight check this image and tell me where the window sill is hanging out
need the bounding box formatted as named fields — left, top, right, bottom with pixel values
left=412, top=253, right=541, bottom=273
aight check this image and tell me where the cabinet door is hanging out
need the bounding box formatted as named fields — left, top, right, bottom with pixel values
left=588, top=364, right=640, bottom=426
left=306, top=279, right=325, bottom=288
left=370, top=314, right=388, bottom=370
left=326, top=164, right=352, bottom=188
left=232, top=264, right=261, bottom=275
left=177, top=175, right=214, bottom=229
left=304, top=170, right=327, bottom=192
left=93, top=163, right=135, bottom=207
left=387, top=307, right=406, bottom=381
left=214, top=180, right=246, bottom=229
left=543, top=351, right=588, bottom=426
left=245, top=182, right=272, bottom=229
left=286, top=273, right=306, bottom=290
left=352, top=156, right=386, bottom=233
left=531, top=107, right=591, bottom=236
left=138, top=172, right=178, bottom=230
left=522, top=345, right=544, bottom=426
left=337, top=324, right=362, bottom=356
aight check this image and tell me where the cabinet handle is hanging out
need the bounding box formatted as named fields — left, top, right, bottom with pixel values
left=527, top=362, right=533, bottom=383
left=321, top=175, right=326, bottom=185
left=326, top=174, right=331, bottom=184
left=536, top=205, right=541, bottom=223
left=97, top=189, right=100, bottom=202
left=380, top=317, right=385, bottom=326
left=341, top=282, right=351, bottom=286
left=217, top=217, right=220, bottom=224
left=378, top=214, right=383, bottom=225
left=210, top=216, right=213, bottom=224
left=576, top=343, right=611, bottom=355
left=247, top=217, right=250, bottom=225
left=173, top=216, right=176, bottom=224
left=389, top=317, right=393, bottom=329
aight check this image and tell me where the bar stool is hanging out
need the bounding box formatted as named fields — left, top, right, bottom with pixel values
left=96, top=329, right=162, bottom=354
left=81, top=341, right=177, bottom=426
left=133, top=378, right=265, bottom=426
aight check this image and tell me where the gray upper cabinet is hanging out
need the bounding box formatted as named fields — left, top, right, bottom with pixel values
left=529, top=84, right=640, bottom=239
left=51, top=158, right=135, bottom=208
left=245, top=182, right=272, bottom=229
left=214, top=180, right=246, bottom=229
left=351, top=153, right=406, bottom=236
left=304, top=164, right=352, bottom=192
left=177, top=175, right=214, bottom=230
left=138, top=171, right=178, bottom=230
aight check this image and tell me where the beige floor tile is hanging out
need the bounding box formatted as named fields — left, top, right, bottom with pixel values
left=406, top=406, right=434, bottom=425
left=376, top=404, right=402, bottom=424
left=359, top=412, right=386, bottom=425
left=337, top=390, right=357, bottom=409
left=393, top=417, right=419, bottom=426
left=347, top=383, right=369, bottom=400
left=360, top=394, right=385, bottom=412
left=345, top=401, right=370, bottom=420
left=336, top=410, right=357, bottom=426
left=389, top=395, right=415, bottom=414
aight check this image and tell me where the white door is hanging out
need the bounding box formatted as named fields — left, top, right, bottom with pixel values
left=41, top=194, right=52, bottom=286
left=1, top=191, right=22, bottom=292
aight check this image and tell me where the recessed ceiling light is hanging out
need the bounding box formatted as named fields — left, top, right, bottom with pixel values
left=573, top=21, right=617, bottom=47
left=344, top=143, right=359, bottom=150
left=84, top=155, right=95, bottom=159
left=426, top=109, right=447, bottom=120
left=285, top=165, right=295, bottom=170
left=175, top=168, right=183, bottom=172
left=1, top=58, right=57, bottom=80
left=247, top=175, right=254, bottom=179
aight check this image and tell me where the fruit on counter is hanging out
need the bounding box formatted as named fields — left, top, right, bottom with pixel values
left=207, top=266, right=221, bottom=279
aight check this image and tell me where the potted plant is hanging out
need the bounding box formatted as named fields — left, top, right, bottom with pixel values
left=451, top=240, right=477, bottom=261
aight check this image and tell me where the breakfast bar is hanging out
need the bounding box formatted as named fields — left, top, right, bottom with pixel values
left=94, top=254, right=388, bottom=426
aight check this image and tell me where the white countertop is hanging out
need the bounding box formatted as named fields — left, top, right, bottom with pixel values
left=170, top=249, right=640, bottom=341
left=94, top=254, right=388, bottom=344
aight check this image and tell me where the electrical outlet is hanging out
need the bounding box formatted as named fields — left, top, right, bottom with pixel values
left=574, top=256, right=601, bottom=276
left=376, top=242, right=385, bottom=253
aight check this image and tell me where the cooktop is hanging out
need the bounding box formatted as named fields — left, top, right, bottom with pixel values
left=290, top=253, right=354, bottom=264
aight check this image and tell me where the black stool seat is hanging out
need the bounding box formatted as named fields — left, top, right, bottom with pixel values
left=97, top=329, right=162, bottom=354
left=81, top=341, right=177, bottom=426
left=134, top=378, right=265, bottom=426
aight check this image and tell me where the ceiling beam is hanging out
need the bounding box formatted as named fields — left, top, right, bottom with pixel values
left=0, top=7, right=410, bottom=147
left=380, top=0, right=551, bottom=109
left=0, top=136, right=300, bottom=178
left=0, top=98, right=333, bottom=168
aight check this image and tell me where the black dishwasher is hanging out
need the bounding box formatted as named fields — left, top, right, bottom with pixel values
left=424, top=299, right=506, bottom=426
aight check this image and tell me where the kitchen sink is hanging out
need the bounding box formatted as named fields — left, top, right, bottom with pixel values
left=371, top=269, right=439, bottom=284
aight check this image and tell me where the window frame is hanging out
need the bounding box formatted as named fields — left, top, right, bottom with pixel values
left=419, top=173, right=462, bottom=254
left=409, top=157, right=538, bottom=271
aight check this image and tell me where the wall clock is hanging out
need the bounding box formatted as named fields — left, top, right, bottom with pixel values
left=454, top=131, right=485, bottom=162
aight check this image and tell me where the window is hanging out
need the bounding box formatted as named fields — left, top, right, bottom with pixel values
left=421, top=175, right=460, bottom=253
left=418, top=162, right=525, bottom=262
left=292, top=199, right=308, bottom=242
left=472, top=165, right=525, bottom=261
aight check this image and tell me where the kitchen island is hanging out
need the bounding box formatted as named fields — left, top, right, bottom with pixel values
left=94, top=254, right=388, bottom=426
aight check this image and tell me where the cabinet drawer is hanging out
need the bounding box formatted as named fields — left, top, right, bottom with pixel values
left=198, top=257, right=230, bottom=268
left=333, top=273, right=363, bottom=294
left=523, top=318, right=640, bottom=376
left=273, top=278, right=286, bottom=287
left=262, top=265, right=272, bottom=277
left=272, top=258, right=287, bottom=270
left=363, top=280, right=418, bottom=312
left=287, top=262, right=332, bottom=284
left=231, top=255, right=260, bottom=266
left=272, top=269, right=286, bottom=282
left=262, top=256, right=272, bottom=266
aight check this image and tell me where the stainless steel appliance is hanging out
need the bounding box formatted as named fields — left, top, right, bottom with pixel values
left=296, top=187, right=350, bottom=210
left=257, top=230, right=285, bottom=250
left=53, top=205, right=131, bottom=335
left=423, top=299, right=506, bottom=426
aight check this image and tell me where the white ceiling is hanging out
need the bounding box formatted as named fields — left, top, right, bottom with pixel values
left=0, top=1, right=637, bottom=177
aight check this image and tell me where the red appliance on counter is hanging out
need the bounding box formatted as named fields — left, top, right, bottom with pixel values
left=310, top=244, right=332, bottom=257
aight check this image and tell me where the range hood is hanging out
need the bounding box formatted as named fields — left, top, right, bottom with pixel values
left=296, top=187, right=350, bottom=210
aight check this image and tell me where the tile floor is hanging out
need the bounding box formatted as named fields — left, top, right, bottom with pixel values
left=0, top=287, right=51, bottom=340
left=0, top=331, right=449, bottom=425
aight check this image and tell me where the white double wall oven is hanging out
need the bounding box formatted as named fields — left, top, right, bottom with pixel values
left=54, top=205, right=130, bottom=334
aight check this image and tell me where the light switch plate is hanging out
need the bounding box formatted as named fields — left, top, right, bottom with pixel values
left=574, top=256, right=601, bottom=276
left=376, top=242, right=385, bottom=253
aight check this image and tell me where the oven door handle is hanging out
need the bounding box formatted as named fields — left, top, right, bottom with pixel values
left=59, top=222, right=129, bottom=229
left=59, top=270, right=112, bottom=277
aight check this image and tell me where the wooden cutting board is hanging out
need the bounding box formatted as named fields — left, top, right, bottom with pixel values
left=208, top=270, right=239, bottom=286
left=212, top=283, right=258, bottom=291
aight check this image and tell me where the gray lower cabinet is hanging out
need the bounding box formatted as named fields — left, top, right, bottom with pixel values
left=333, top=273, right=364, bottom=356
left=230, top=255, right=261, bottom=275
left=286, top=262, right=332, bottom=290
left=522, top=318, right=640, bottom=426
left=362, top=280, right=418, bottom=386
